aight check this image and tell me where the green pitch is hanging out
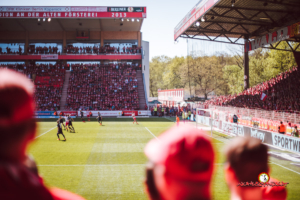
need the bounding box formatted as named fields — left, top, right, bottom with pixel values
left=29, top=118, right=300, bottom=200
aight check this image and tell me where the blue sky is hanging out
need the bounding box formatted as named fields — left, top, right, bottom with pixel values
left=1, top=0, right=237, bottom=60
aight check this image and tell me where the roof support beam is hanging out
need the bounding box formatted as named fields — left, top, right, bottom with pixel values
left=204, top=20, right=268, bottom=26
left=189, top=27, right=249, bottom=36
left=254, top=0, right=300, bottom=8
left=214, top=5, right=298, bottom=13
left=180, top=35, right=244, bottom=45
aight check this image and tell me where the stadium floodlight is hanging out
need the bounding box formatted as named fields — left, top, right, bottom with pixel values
left=201, top=17, right=205, bottom=22
left=127, top=19, right=129, bottom=22
left=195, top=21, right=200, bottom=27
left=38, top=18, right=41, bottom=22
left=131, top=18, right=135, bottom=22
left=137, top=19, right=140, bottom=22
left=121, top=18, right=124, bottom=22
left=48, top=18, right=51, bottom=22
left=231, top=0, right=235, bottom=7
left=43, top=18, right=46, bottom=22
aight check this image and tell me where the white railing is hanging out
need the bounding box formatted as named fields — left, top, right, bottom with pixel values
left=208, top=105, right=300, bottom=124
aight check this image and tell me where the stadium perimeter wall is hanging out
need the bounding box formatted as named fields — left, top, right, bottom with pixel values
left=196, top=113, right=300, bottom=154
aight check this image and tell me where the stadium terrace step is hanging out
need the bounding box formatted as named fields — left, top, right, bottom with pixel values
left=136, top=70, right=146, bottom=110
left=60, top=70, right=71, bottom=110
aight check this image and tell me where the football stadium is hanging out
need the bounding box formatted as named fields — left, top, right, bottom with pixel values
left=1, top=1, right=300, bottom=200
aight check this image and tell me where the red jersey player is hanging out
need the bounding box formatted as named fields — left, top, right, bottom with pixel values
left=176, top=115, right=180, bottom=126
left=132, top=112, right=138, bottom=125
left=88, top=111, right=92, bottom=121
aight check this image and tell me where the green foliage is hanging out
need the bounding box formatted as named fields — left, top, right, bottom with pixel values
left=29, top=120, right=300, bottom=200
left=223, top=65, right=244, bottom=94
left=150, top=47, right=297, bottom=97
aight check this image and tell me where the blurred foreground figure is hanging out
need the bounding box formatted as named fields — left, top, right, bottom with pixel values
left=144, top=125, right=214, bottom=200
left=224, top=137, right=287, bottom=200
left=0, top=69, right=85, bottom=200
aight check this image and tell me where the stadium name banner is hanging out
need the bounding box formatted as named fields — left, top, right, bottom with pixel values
left=35, top=111, right=54, bottom=116
left=246, top=21, right=300, bottom=51
left=197, top=115, right=300, bottom=153
left=0, top=6, right=146, bottom=18
left=58, top=111, right=77, bottom=116
left=78, top=111, right=122, bottom=117
left=138, top=110, right=151, bottom=116
left=174, top=0, right=221, bottom=40
left=41, top=54, right=58, bottom=60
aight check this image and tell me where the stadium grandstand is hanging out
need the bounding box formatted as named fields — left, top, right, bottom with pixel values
left=175, top=0, right=300, bottom=121
left=0, top=6, right=149, bottom=114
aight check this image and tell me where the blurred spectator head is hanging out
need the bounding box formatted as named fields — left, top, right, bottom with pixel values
left=144, top=125, right=214, bottom=200
left=224, top=137, right=269, bottom=199
left=0, top=69, right=36, bottom=161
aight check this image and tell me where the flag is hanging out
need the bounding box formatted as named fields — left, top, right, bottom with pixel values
left=260, top=93, right=267, bottom=101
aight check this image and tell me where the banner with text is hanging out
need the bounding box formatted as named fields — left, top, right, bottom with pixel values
left=0, top=6, right=146, bottom=19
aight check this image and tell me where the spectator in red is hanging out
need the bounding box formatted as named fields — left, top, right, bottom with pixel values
left=224, top=137, right=287, bottom=200
left=144, top=125, right=214, bottom=200
left=0, top=69, right=85, bottom=200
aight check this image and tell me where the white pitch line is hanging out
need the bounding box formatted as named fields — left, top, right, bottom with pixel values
left=145, top=127, right=160, bottom=141
left=269, top=162, right=300, bottom=176
left=38, top=163, right=224, bottom=167
left=35, top=126, right=56, bottom=139
left=38, top=164, right=145, bottom=167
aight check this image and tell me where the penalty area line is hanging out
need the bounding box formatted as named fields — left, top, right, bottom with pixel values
left=35, top=126, right=56, bottom=139
left=145, top=127, right=160, bottom=141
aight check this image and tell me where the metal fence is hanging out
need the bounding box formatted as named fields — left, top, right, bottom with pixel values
left=208, top=105, right=300, bottom=124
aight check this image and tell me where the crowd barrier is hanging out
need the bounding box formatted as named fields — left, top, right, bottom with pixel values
left=35, top=111, right=54, bottom=116
left=77, top=110, right=151, bottom=117
left=58, top=111, right=77, bottom=116
left=35, top=110, right=151, bottom=118
left=34, top=116, right=76, bottom=119
left=196, top=115, right=300, bottom=154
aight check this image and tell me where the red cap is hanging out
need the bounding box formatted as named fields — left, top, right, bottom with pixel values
left=144, top=124, right=214, bottom=182
left=0, top=69, right=35, bottom=126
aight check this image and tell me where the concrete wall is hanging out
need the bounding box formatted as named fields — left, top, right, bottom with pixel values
left=142, top=40, right=149, bottom=101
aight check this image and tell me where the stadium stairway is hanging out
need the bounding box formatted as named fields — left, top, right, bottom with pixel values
left=136, top=70, right=146, bottom=110
left=60, top=70, right=71, bottom=110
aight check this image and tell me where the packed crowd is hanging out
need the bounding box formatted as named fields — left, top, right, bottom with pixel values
left=0, top=64, right=65, bottom=111
left=34, top=64, right=65, bottom=111
left=65, top=45, right=142, bottom=54
left=204, top=66, right=300, bottom=112
left=150, top=105, right=195, bottom=118
left=0, top=70, right=288, bottom=199
left=27, top=46, right=60, bottom=54
left=65, top=63, right=140, bottom=111
left=0, top=46, right=23, bottom=55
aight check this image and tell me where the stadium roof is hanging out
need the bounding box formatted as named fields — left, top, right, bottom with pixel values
left=0, top=6, right=146, bottom=32
left=174, top=0, right=300, bottom=49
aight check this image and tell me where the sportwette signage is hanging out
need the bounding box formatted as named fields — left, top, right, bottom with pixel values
left=196, top=114, right=300, bottom=153
left=0, top=6, right=146, bottom=18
